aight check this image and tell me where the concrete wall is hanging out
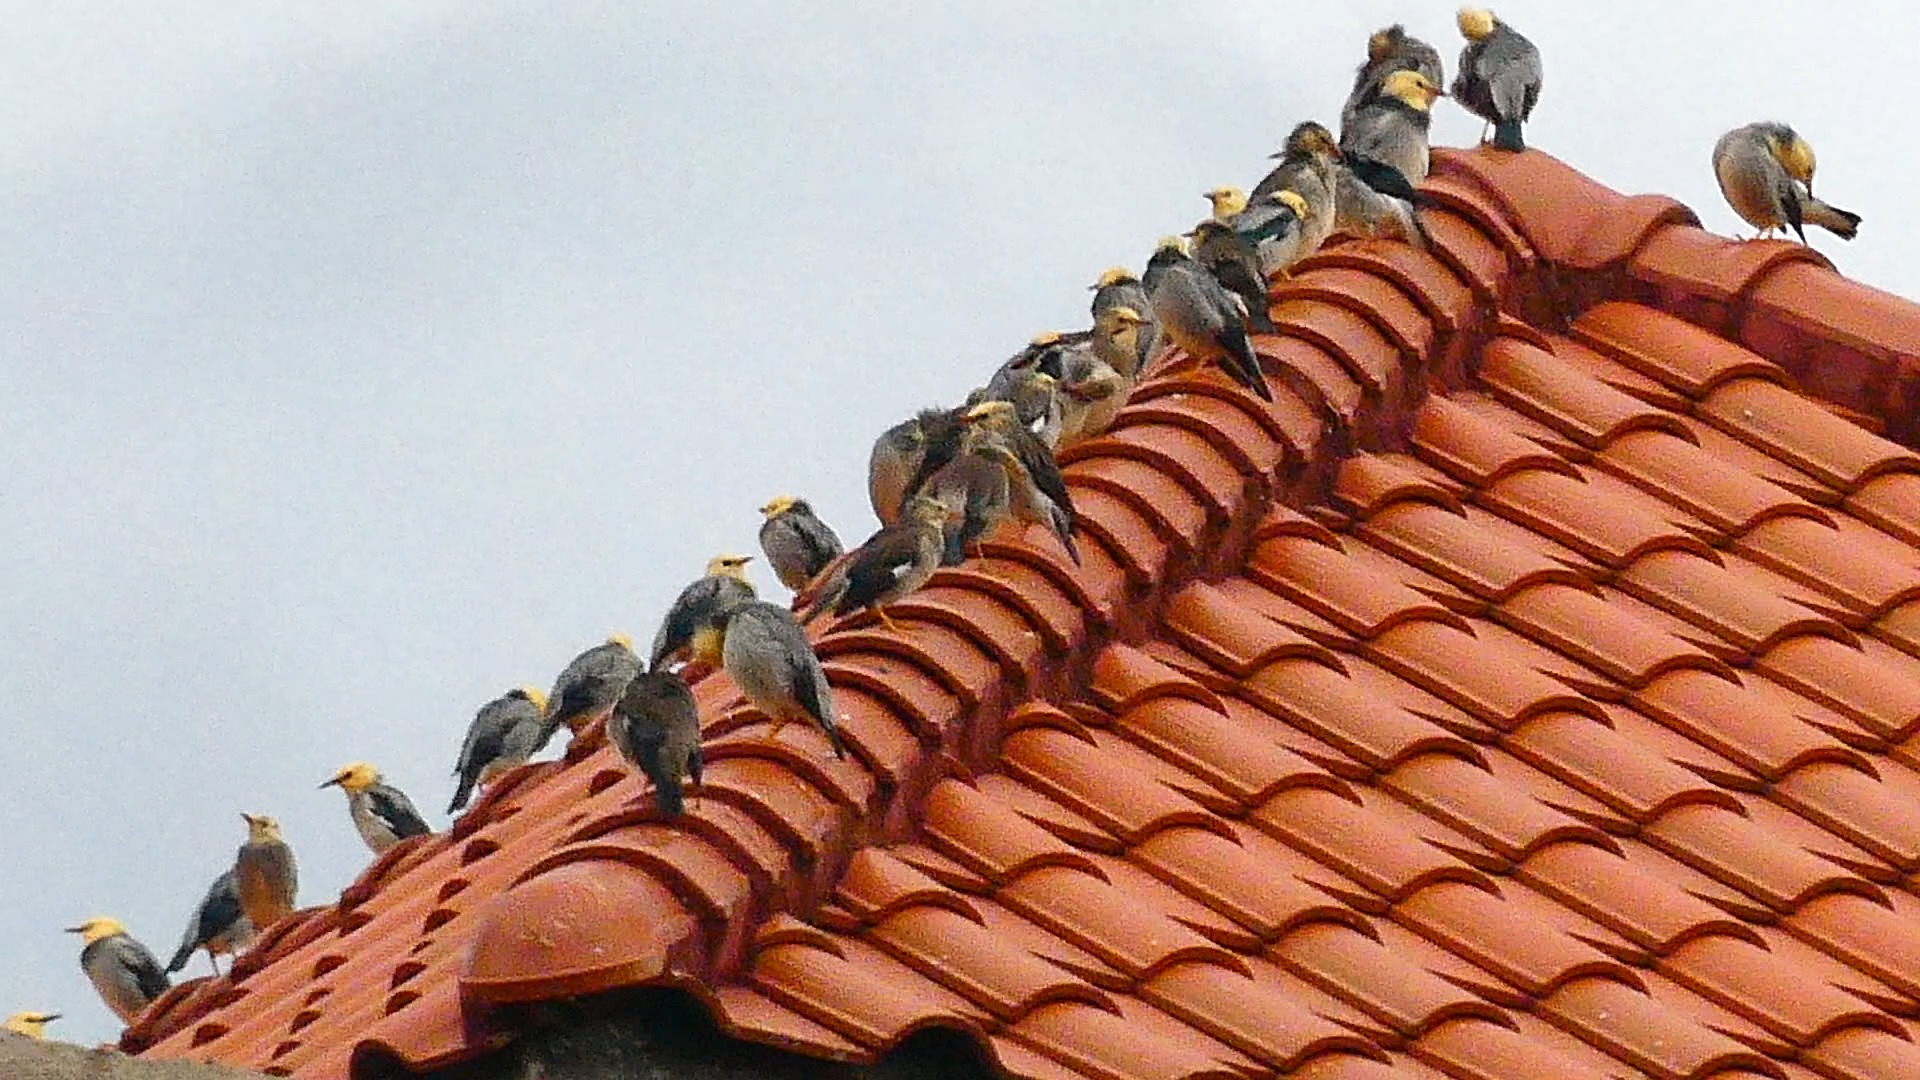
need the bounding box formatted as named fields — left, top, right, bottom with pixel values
left=0, top=1034, right=263, bottom=1080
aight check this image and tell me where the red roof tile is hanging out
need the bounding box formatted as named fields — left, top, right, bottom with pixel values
left=129, top=147, right=1920, bottom=1079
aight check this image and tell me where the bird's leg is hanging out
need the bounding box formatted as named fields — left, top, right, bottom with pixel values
left=1479, top=120, right=1491, bottom=143
left=876, top=606, right=902, bottom=633
left=208, top=953, right=221, bottom=978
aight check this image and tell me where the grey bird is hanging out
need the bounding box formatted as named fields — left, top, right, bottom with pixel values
left=1343, top=69, right=1445, bottom=186
left=321, top=762, right=431, bottom=854
left=1252, top=122, right=1343, bottom=255
left=1453, top=8, right=1541, bottom=152
left=1057, top=313, right=1140, bottom=449
left=706, top=598, right=849, bottom=759
left=165, top=870, right=255, bottom=976
left=651, top=559, right=756, bottom=672
left=1088, top=267, right=1160, bottom=376
left=758, top=497, right=844, bottom=593
left=802, top=494, right=949, bottom=630
left=1144, top=236, right=1273, bottom=403
left=65, top=918, right=169, bottom=1025
left=545, top=634, right=644, bottom=739
left=447, top=684, right=548, bottom=814
left=1343, top=23, right=1445, bottom=135
left=969, top=362, right=1063, bottom=449
left=1191, top=189, right=1312, bottom=324
left=235, top=813, right=298, bottom=934
left=609, top=670, right=703, bottom=818
left=920, top=437, right=1014, bottom=565
left=1713, top=122, right=1859, bottom=242
left=959, top=401, right=1081, bottom=564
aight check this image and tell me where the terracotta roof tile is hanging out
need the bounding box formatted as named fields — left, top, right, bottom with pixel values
left=132, top=149, right=1920, bottom=1079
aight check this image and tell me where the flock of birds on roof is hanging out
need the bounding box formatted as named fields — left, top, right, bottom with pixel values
left=9, top=7, right=1868, bottom=1048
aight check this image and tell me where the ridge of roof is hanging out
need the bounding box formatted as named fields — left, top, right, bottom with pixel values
left=128, top=147, right=1920, bottom=1079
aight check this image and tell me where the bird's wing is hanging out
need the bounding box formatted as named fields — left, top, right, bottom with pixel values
left=115, top=936, right=172, bottom=999
left=794, top=513, right=843, bottom=568
left=836, top=526, right=924, bottom=612
left=370, top=785, right=432, bottom=838
left=1345, top=155, right=1421, bottom=204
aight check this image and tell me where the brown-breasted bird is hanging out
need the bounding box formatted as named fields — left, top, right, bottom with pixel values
left=919, top=436, right=1013, bottom=566
left=1453, top=8, right=1542, bottom=152
left=802, top=495, right=948, bottom=630
left=869, top=406, right=966, bottom=527
left=234, top=813, right=298, bottom=934
left=1713, top=122, right=1859, bottom=242
left=609, top=670, right=703, bottom=818
left=1088, top=267, right=1159, bottom=375
left=758, top=497, right=844, bottom=593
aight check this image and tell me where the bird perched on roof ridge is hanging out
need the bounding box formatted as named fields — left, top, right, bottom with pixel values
left=1713, top=122, right=1860, bottom=242
left=1193, top=189, right=1312, bottom=320
left=971, top=364, right=1063, bottom=448
left=1343, top=23, right=1445, bottom=135
left=651, top=557, right=757, bottom=672
left=704, top=598, right=849, bottom=759
left=545, top=634, right=643, bottom=738
left=321, top=762, right=432, bottom=854
left=1088, top=267, right=1160, bottom=376
left=960, top=401, right=1081, bottom=564
left=4, top=1011, right=61, bottom=1039
left=758, top=497, right=844, bottom=594
left=65, top=917, right=169, bottom=1025
left=165, top=869, right=254, bottom=976
left=1453, top=8, right=1541, bottom=152
left=1343, top=69, right=1445, bottom=186
left=1252, top=121, right=1342, bottom=255
left=447, top=684, right=547, bottom=814
left=234, top=813, right=297, bottom=934
left=1144, top=236, right=1274, bottom=403
left=803, top=494, right=949, bottom=630
left=920, top=437, right=1013, bottom=566
left=609, top=670, right=703, bottom=818
left=1058, top=314, right=1139, bottom=448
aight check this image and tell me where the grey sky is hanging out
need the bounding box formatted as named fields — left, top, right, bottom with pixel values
left=4, top=1, right=1907, bottom=1046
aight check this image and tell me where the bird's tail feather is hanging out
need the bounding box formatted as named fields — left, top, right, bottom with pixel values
left=446, top=777, right=475, bottom=816
left=1807, top=200, right=1861, bottom=240
left=166, top=942, right=195, bottom=974
left=1493, top=119, right=1525, bottom=152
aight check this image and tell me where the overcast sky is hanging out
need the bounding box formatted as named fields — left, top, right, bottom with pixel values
left=4, top=1, right=1909, bottom=1046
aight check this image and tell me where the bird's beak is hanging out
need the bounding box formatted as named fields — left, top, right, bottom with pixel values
left=318, top=777, right=341, bottom=789
left=62, top=926, right=83, bottom=934
left=241, top=812, right=256, bottom=825
left=41, top=1014, right=60, bottom=1022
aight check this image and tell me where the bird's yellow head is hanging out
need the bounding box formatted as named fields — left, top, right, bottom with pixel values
left=1273, top=190, right=1311, bottom=218
left=1282, top=121, right=1341, bottom=161
left=1383, top=70, right=1444, bottom=110
left=242, top=813, right=283, bottom=843
left=758, top=495, right=798, bottom=519
left=706, top=554, right=754, bottom=581
left=1028, top=330, right=1063, bottom=348
left=514, top=684, right=549, bottom=715
left=1772, top=131, right=1817, bottom=185
left=605, top=632, right=636, bottom=652
left=1203, top=185, right=1249, bottom=218
left=321, top=761, right=380, bottom=793
left=64, top=917, right=126, bottom=944
left=3, top=1012, right=59, bottom=1038
left=1457, top=8, right=1496, bottom=40
left=1153, top=234, right=1189, bottom=258
left=1089, top=266, right=1137, bottom=290
left=962, top=399, right=1019, bottom=427
left=1097, top=305, right=1147, bottom=331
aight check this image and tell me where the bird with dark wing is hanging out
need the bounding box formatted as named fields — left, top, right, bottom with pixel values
left=543, top=633, right=642, bottom=741
left=447, top=684, right=547, bottom=814
left=1342, top=23, right=1444, bottom=135
left=960, top=400, right=1081, bottom=564
left=802, top=494, right=949, bottom=630
left=650, top=557, right=755, bottom=672
left=1714, top=122, right=1859, bottom=242
left=1088, top=267, right=1160, bottom=375
left=165, top=869, right=254, bottom=976
left=919, top=435, right=1013, bottom=566
left=1335, top=69, right=1443, bottom=248
left=758, top=496, right=844, bottom=594
left=321, top=761, right=431, bottom=854
left=609, top=670, right=703, bottom=818
left=1251, top=121, right=1342, bottom=254
left=1144, top=236, right=1274, bottom=403
left=702, top=597, right=849, bottom=760
left=1453, top=7, right=1542, bottom=152
left=66, top=918, right=168, bottom=1025
left=234, top=813, right=297, bottom=934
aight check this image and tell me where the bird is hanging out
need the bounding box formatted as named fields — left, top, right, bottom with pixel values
left=1252, top=121, right=1342, bottom=254
left=704, top=598, right=849, bottom=759
left=3, top=1012, right=61, bottom=1039
left=971, top=361, right=1063, bottom=448
left=651, top=557, right=757, bottom=672
left=1088, top=267, right=1160, bottom=375
left=1342, top=23, right=1445, bottom=135
left=609, top=670, right=704, bottom=818
left=1713, top=123, right=1860, bottom=242
left=803, top=494, right=949, bottom=630
left=320, top=762, right=432, bottom=854
left=447, top=684, right=548, bottom=814
left=1144, top=236, right=1274, bottom=403
left=1342, top=68, right=1445, bottom=186
left=165, top=870, right=254, bottom=976
left=1453, top=8, right=1541, bottom=152
left=1191, top=190, right=1312, bottom=320
left=919, top=436, right=1014, bottom=565
left=758, top=497, right=844, bottom=593
left=887, top=404, right=976, bottom=524
left=64, top=918, right=169, bottom=1025
left=545, top=634, right=644, bottom=740
left=960, top=400, right=1082, bottom=563
left=1056, top=320, right=1137, bottom=448
left=234, top=813, right=298, bottom=934
left=1203, top=185, right=1250, bottom=222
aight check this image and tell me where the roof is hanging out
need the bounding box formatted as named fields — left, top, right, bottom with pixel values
left=126, top=146, right=1920, bottom=1080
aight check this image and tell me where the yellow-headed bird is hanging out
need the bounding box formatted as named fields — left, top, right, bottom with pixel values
left=802, top=495, right=949, bottom=630
left=1202, top=185, right=1249, bottom=223
left=165, top=869, right=254, bottom=976
left=705, top=597, right=849, bottom=759
left=1252, top=122, right=1342, bottom=254
left=447, top=685, right=547, bottom=814
left=3, top=1012, right=61, bottom=1039
left=1453, top=8, right=1542, bottom=151
left=1143, top=236, right=1273, bottom=403
left=545, top=633, right=642, bottom=738
left=320, top=762, right=432, bottom=854
left=757, top=497, right=844, bottom=593
left=1713, top=123, right=1860, bottom=242
left=1088, top=267, right=1160, bottom=376
left=960, top=401, right=1081, bottom=563
left=64, top=918, right=168, bottom=1025
left=651, top=558, right=756, bottom=672
left=234, top=813, right=298, bottom=934
left=609, top=670, right=703, bottom=818
left=1344, top=23, right=1445, bottom=135
left=1343, top=69, right=1444, bottom=186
